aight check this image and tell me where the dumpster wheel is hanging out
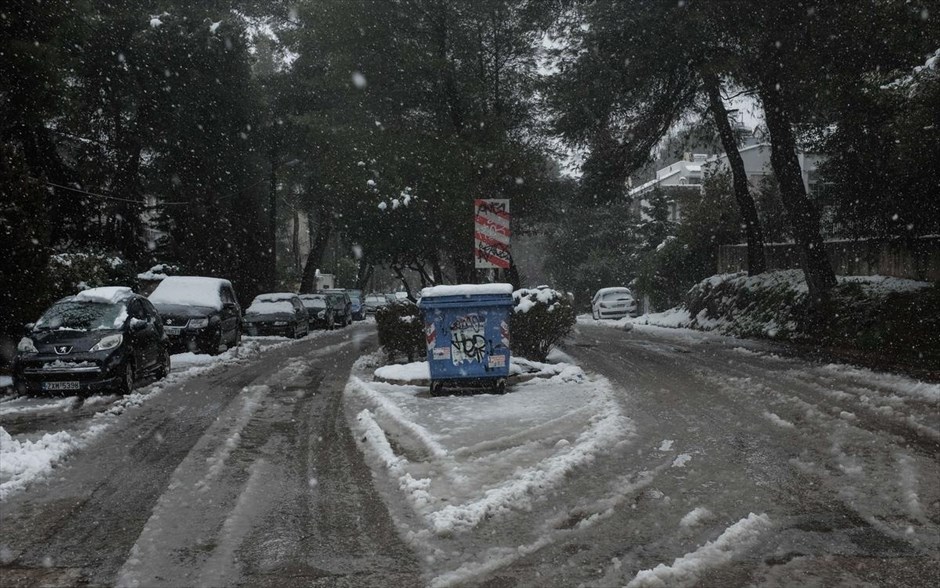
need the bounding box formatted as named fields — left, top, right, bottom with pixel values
left=495, top=378, right=507, bottom=395
left=430, top=380, right=444, bottom=397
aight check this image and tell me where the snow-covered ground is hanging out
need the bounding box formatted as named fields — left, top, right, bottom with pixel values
left=0, top=330, right=333, bottom=501
left=345, top=352, right=635, bottom=586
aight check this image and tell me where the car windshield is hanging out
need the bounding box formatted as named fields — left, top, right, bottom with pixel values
left=602, top=290, right=633, bottom=301
left=302, top=297, right=327, bottom=309
left=246, top=299, right=294, bottom=316
left=34, top=301, right=127, bottom=331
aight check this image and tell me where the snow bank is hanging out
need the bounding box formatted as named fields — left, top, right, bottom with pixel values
left=0, top=341, right=261, bottom=501
left=589, top=272, right=937, bottom=363
left=627, top=513, right=772, bottom=587
left=373, top=357, right=569, bottom=383
left=374, top=361, right=431, bottom=381
left=679, top=506, right=713, bottom=529
left=0, top=427, right=86, bottom=499
left=347, top=357, right=634, bottom=540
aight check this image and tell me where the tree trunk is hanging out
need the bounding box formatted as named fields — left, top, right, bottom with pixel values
left=450, top=251, right=473, bottom=284
left=506, top=254, right=521, bottom=289
left=392, top=264, right=416, bottom=301
left=292, top=209, right=301, bottom=274
left=758, top=83, right=836, bottom=304
left=702, top=72, right=766, bottom=275
left=299, top=196, right=332, bottom=293
left=266, top=147, right=279, bottom=290
left=430, top=252, right=444, bottom=285
left=356, top=260, right=374, bottom=291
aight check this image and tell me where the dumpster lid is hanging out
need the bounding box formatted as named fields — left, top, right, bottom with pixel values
left=419, top=283, right=513, bottom=298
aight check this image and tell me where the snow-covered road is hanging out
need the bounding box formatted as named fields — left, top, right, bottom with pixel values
left=350, top=321, right=939, bottom=587
left=1, top=320, right=936, bottom=587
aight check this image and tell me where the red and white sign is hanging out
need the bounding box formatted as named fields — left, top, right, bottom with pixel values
left=474, top=199, right=510, bottom=269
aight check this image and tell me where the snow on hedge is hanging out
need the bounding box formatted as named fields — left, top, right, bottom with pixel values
left=617, top=270, right=934, bottom=340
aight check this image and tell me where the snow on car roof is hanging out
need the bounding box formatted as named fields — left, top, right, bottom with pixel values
left=148, top=276, right=230, bottom=310
left=596, top=287, right=632, bottom=296
left=254, top=292, right=298, bottom=302
left=420, top=283, right=513, bottom=298
left=246, top=300, right=296, bottom=315
left=72, top=286, right=135, bottom=304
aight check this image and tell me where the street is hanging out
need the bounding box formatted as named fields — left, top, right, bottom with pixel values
left=1, top=322, right=938, bottom=587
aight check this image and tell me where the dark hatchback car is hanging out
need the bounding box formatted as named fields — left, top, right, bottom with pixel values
left=243, top=293, right=309, bottom=338
left=148, top=276, right=242, bottom=355
left=299, top=294, right=337, bottom=330
left=12, top=287, right=169, bottom=396
left=347, top=289, right=365, bottom=321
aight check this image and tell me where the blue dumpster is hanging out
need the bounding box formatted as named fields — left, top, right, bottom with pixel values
left=418, top=284, right=513, bottom=396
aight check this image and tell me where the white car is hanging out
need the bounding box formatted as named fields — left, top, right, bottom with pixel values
left=591, top=287, right=638, bottom=320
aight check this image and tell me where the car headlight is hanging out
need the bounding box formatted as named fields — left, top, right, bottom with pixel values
left=17, top=337, right=38, bottom=353
left=317, top=311, right=325, bottom=319
left=188, top=318, right=209, bottom=329
left=90, top=334, right=123, bottom=352
left=273, top=321, right=288, bottom=326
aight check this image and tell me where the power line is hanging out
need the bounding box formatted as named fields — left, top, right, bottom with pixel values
left=37, top=179, right=188, bottom=206
left=37, top=176, right=272, bottom=207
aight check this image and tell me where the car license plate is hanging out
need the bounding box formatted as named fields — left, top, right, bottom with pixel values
left=164, top=326, right=182, bottom=335
left=43, top=381, right=80, bottom=391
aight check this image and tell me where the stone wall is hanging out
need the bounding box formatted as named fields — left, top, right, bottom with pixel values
left=718, top=236, right=940, bottom=281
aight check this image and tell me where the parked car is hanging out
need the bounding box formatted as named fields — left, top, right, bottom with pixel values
left=243, top=293, right=310, bottom=338
left=363, top=293, right=390, bottom=315
left=591, top=287, right=638, bottom=320
left=12, top=287, right=170, bottom=396
left=347, top=289, right=366, bottom=321
left=299, top=294, right=336, bottom=330
left=321, top=289, right=352, bottom=326
left=148, top=276, right=242, bottom=354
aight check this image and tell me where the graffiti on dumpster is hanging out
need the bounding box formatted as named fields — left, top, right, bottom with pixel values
left=450, top=313, right=487, bottom=365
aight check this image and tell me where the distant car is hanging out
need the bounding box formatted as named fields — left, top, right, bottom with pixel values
left=12, top=287, right=170, bottom=395
left=591, top=287, right=638, bottom=320
left=321, top=289, right=352, bottom=326
left=243, top=293, right=309, bottom=338
left=363, top=293, right=390, bottom=315
left=299, top=294, right=336, bottom=330
left=347, top=289, right=366, bottom=321
left=148, top=276, right=242, bottom=355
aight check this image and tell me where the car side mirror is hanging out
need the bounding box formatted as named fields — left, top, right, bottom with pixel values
left=130, top=318, right=148, bottom=332
left=24, top=322, right=35, bottom=334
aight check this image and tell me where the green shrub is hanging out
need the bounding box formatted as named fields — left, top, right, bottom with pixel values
left=375, top=300, right=424, bottom=362
left=510, top=287, right=577, bottom=362
left=46, top=252, right=138, bottom=301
